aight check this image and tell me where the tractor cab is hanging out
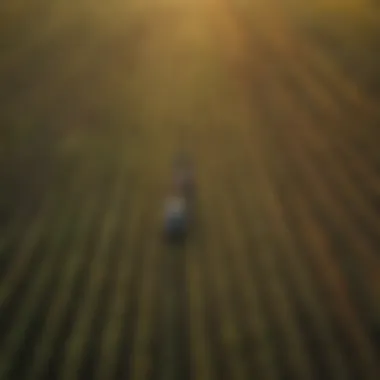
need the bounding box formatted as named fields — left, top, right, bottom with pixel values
left=163, top=153, right=196, bottom=244
left=163, top=192, right=188, bottom=244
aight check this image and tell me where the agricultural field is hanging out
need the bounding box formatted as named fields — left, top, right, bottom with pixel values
left=0, top=0, right=379, bottom=379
